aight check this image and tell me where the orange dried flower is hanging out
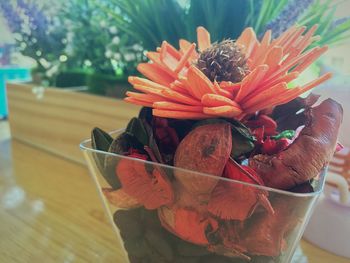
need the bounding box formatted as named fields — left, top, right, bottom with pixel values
left=125, top=25, right=331, bottom=120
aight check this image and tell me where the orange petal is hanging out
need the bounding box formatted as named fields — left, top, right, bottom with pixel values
left=264, top=46, right=283, bottom=75
left=282, top=25, right=320, bottom=65
left=153, top=109, right=213, bottom=119
left=244, top=86, right=302, bottom=113
left=264, top=46, right=322, bottom=84
left=153, top=101, right=203, bottom=112
left=201, top=93, right=239, bottom=107
left=179, top=39, right=199, bottom=61
left=242, top=82, right=288, bottom=109
left=197, top=26, right=211, bottom=52
left=137, top=63, right=174, bottom=86
left=250, top=30, right=271, bottom=69
left=128, top=76, right=168, bottom=90
left=124, top=97, right=152, bottom=107
left=300, top=72, right=332, bottom=93
left=133, top=84, right=165, bottom=96
left=249, top=87, right=305, bottom=112
left=236, top=27, right=258, bottom=59
left=280, top=26, right=306, bottom=54
left=174, top=43, right=196, bottom=74
left=291, top=46, right=328, bottom=74
left=235, top=65, right=269, bottom=102
left=282, top=26, right=307, bottom=55
left=179, top=39, right=192, bottom=52
left=146, top=51, right=177, bottom=78
left=220, top=81, right=241, bottom=93
left=170, top=81, right=190, bottom=95
left=213, top=81, right=235, bottom=99
left=203, top=106, right=242, bottom=118
left=187, top=66, right=217, bottom=100
left=275, top=25, right=298, bottom=47
left=251, top=71, right=299, bottom=97
left=126, top=91, right=164, bottom=103
left=160, top=41, right=181, bottom=60
left=161, top=88, right=202, bottom=106
left=160, top=41, right=179, bottom=71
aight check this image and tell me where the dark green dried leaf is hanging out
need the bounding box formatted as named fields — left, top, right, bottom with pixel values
left=103, top=132, right=141, bottom=189
left=225, top=118, right=255, bottom=142
left=138, top=107, right=153, bottom=124
left=143, top=121, right=163, bottom=163
left=231, top=130, right=255, bottom=158
left=126, top=117, right=149, bottom=146
left=91, top=127, right=114, bottom=185
left=91, top=127, right=113, bottom=151
left=125, top=116, right=164, bottom=163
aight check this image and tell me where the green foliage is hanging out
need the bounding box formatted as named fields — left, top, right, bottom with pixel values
left=186, top=0, right=248, bottom=42
left=298, top=0, right=350, bottom=47
left=99, top=0, right=249, bottom=50
left=245, top=0, right=289, bottom=34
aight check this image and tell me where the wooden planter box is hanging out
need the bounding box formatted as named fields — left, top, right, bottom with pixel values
left=7, top=83, right=140, bottom=164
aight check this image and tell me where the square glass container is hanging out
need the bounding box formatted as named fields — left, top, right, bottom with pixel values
left=80, top=129, right=325, bottom=263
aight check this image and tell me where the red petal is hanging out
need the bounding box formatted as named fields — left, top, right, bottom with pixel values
left=158, top=206, right=218, bottom=245
left=224, top=159, right=264, bottom=186
left=116, top=158, right=174, bottom=209
left=245, top=115, right=277, bottom=136
left=208, top=160, right=271, bottom=220
left=208, top=180, right=259, bottom=221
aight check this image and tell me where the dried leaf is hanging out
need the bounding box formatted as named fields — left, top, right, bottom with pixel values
left=91, top=127, right=113, bottom=151
left=126, top=117, right=149, bottom=146
left=272, top=93, right=320, bottom=131
left=103, top=132, right=141, bottom=189
left=174, top=123, right=232, bottom=196
left=91, top=127, right=121, bottom=188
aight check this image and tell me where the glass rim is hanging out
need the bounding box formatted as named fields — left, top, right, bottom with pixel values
left=80, top=129, right=325, bottom=198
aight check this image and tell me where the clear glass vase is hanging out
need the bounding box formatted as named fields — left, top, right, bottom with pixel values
left=80, top=129, right=325, bottom=263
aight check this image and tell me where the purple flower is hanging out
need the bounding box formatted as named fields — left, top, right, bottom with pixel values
left=0, top=2, right=21, bottom=32
left=0, top=0, right=66, bottom=60
left=330, top=16, right=350, bottom=30
left=262, top=0, right=314, bottom=39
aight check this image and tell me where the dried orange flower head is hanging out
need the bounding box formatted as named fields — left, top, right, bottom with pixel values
left=125, top=25, right=331, bottom=120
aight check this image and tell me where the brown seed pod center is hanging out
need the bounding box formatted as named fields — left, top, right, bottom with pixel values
left=196, top=40, right=249, bottom=83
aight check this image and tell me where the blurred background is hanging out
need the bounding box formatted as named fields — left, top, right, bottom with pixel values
left=0, top=2, right=350, bottom=262
left=0, top=0, right=349, bottom=98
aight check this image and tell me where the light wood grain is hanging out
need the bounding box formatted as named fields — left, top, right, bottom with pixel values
left=0, top=138, right=124, bottom=263
left=7, top=83, right=140, bottom=164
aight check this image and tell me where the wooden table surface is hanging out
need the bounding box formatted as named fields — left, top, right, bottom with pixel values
left=0, top=121, right=349, bottom=263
